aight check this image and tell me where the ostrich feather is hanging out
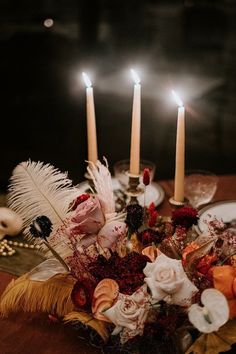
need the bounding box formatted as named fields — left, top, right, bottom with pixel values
left=87, top=158, right=115, bottom=219
left=7, top=160, right=79, bottom=257
left=0, top=273, right=76, bottom=318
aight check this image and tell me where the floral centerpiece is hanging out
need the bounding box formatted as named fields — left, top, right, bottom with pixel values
left=0, top=160, right=236, bottom=354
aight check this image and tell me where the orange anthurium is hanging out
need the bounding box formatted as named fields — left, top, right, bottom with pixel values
left=212, top=265, right=236, bottom=318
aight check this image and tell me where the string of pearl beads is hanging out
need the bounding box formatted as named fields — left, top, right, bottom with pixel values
left=0, top=239, right=40, bottom=257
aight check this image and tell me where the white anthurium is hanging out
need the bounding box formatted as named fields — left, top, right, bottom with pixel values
left=188, top=289, right=229, bottom=333
left=143, top=253, right=198, bottom=306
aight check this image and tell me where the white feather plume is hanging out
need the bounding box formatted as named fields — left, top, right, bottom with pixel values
left=7, top=160, right=79, bottom=256
left=87, top=158, right=116, bottom=219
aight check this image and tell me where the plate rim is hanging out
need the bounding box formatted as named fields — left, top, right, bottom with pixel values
left=76, top=178, right=165, bottom=207
left=197, top=199, right=236, bottom=233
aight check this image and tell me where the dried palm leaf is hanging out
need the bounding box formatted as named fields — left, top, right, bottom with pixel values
left=185, top=319, right=236, bottom=354
left=64, top=311, right=110, bottom=342
left=0, top=273, right=76, bottom=317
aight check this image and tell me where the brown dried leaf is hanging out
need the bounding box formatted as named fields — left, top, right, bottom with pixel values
left=185, top=334, right=207, bottom=354
left=185, top=319, right=236, bottom=354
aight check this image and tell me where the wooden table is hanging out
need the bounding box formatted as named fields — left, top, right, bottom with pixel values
left=0, top=175, right=236, bottom=354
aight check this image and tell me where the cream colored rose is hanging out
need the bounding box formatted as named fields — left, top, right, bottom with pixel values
left=144, top=253, right=198, bottom=306
left=103, top=285, right=151, bottom=343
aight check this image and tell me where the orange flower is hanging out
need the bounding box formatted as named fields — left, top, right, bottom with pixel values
left=182, top=242, right=199, bottom=266
left=213, top=265, right=236, bottom=318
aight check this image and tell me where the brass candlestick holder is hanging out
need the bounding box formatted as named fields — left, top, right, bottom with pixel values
left=169, top=196, right=188, bottom=208
left=125, top=172, right=143, bottom=204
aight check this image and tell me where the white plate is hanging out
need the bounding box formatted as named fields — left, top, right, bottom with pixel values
left=77, top=177, right=165, bottom=208
left=198, top=200, right=236, bottom=233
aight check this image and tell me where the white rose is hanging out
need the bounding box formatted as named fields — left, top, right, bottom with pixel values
left=103, top=285, right=151, bottom=343
left=144, top=253, right=198, bottom=306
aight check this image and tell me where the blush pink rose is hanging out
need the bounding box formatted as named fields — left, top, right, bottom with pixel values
left=68, top=196, right=105, bottom=237
left=97, top=221, right=127, bottom=251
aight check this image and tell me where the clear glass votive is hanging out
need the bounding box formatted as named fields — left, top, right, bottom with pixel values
left=113, top=159, right=156, bottom=188
left=184, top=170, right=218, bottom=209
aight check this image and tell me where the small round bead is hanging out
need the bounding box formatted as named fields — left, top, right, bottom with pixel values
left=19, top=243, right=24, bottom=247
left=8, top=240, right=13, bottom=245
left=30, top=245, right=35, bottom=249
left=24, top=244, right=29, bottom=248
left=13, top=242, right=18, bottom=246
left=2, top=252, right=7, bottom=256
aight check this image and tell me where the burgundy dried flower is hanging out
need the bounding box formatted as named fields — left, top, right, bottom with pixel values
left=172, top=206, right=198, bottom=229
left=71, top=193, right=90, bottom=210
left=125, top=204, right=143, bottom=232
left=138, top=229, right=163, bottom=246
left=89, top=252, right=149, bottom=295
left=143, top=168, right=150, bottom=186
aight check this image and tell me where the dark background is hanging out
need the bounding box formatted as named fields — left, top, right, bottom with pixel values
left=0, top=0, right=236, bottom=191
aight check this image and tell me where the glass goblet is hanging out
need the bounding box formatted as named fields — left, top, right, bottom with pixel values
left=184, top=170, right=218, bottom=209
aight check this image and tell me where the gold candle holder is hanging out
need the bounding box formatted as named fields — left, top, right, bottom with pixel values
left=125, top=172, right=143, bottom=204
left=169, top=196, right=189, bottom=208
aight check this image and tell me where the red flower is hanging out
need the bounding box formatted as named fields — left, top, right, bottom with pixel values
left=148, top=202, right=158, bottom=227
left=172, top=206, right=198, bottom=229
left=71, top=278, right=96, bottom=311
left=143, top=168, right=150, bottom=186
left=71, top=193, right=90, bottom=210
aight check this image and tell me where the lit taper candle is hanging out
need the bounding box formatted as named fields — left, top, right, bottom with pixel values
left=172, top=90, right=185, bottom=202
left=82, top=72, right=98, bottom=163
left=130, top=69, right=141, bottom=175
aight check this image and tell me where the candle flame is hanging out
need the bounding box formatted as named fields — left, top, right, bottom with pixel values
left=130, top=69, right=140, bottom=85
left=172, top=90, right=184, bottom=107
left=82, top=72, right=92, bottom=88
